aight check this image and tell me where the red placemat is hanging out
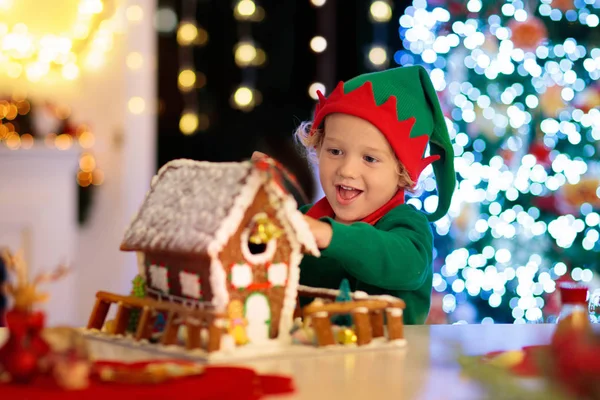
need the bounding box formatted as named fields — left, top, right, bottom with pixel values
left=0, top=361, right=295, bottom=400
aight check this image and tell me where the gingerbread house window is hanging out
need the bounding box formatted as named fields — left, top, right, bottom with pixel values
left=149, top=264, right=169, bottom=293
left=268, top=263, right=287, bottom=286
left=241, top=213, right=281, bottom=265
left=231, top=263, right=253, bottom=289
left=179, top=270, right=202, bottom=299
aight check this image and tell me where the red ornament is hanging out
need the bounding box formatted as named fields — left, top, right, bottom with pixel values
left=508, top=17, right=548, bottom=51
left=0, top=310, right=50, bottom=383
left=528, top=141, right=552, bottom=167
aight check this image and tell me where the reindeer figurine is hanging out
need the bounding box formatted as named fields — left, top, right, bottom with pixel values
left=0, top=248, right=69, bottom=383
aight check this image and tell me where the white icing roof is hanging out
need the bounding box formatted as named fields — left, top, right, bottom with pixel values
left=120, top=159, right=319, bottom=257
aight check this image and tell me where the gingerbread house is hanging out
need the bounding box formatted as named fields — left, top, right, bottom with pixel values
left=119, top=159, right=320, bottom=345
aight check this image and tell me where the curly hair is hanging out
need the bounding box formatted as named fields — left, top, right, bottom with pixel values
left=293, top=121, right=417, bottom=192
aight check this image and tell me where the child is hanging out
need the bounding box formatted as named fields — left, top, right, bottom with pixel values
left=254, top=65, right=455, bottom=324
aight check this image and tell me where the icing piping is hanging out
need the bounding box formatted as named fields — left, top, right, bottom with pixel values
left=239, top=228, right=278, bottom=265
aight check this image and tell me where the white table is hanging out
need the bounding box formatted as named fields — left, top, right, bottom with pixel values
left=0, top=324, right=558, bottom=399
left=245, top=324, right=557, bottom=400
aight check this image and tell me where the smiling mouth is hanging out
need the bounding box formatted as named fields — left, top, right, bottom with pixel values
left=335, top=184, right=363, bottom=205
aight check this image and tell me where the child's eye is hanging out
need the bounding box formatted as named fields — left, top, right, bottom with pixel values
left=364, top=155, right=378, bottom=163
left=327, top=148, right=342, bottom=156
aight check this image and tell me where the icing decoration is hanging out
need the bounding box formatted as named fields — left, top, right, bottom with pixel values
left=231, top=263, right=253, bottom=289
left=244, top=293, right=271, bottom=343
left=179, top=271, right=202, bottom=300
left=148, top=265, right=169, bottom=294
left=209, top=258, right=229, bottom=312
left=267, top=263, right=288, bottom=287
left=240, top=229, right=277, bottom=265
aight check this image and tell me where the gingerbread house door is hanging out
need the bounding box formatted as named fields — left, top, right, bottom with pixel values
left=244, top=293, right=271, bottom=343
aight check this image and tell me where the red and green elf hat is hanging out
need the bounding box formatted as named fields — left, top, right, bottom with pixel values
left=311, top=65, right=455, bottom=222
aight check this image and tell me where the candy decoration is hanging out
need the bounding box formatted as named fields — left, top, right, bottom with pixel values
left=336, top=328, right=357, bottom=345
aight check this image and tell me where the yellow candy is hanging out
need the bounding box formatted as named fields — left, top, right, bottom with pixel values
left=103, top=319, right=116, bottom=334
left=336, top=328, right=357, bottom=345
left=487, top=350, right=525, bottom=368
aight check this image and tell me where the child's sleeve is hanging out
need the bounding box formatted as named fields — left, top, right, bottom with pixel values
left=319, top=207, right=433, bottom=291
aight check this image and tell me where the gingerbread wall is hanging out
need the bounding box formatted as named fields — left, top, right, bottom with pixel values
left=219, top=186, right=293, bottom=338
left=143, top=251, right=214, bottom=306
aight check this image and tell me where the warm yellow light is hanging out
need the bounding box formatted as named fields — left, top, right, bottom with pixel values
left=308, top=82, right=326, bottom=100
left=0, top=0, right=14, bottom=11
left=92, top=169, right=104, bottom=185
left=77, top=171, right=93, bottom=187
left=234, top=87, right=253, bottom=107
left=310, top=36, right=327, bottom=53
left=5, top=104, right=17, bottom=120
left=62, top=63, right=79, bottom=80
left=85, top=52, right=106, bottom=70
left=236, top=0, right=256, bottom=17
left=44, top=133, right=56, bottom=148
left=20, top=133, right=34, bottom=149
left=128, top=97, right=145, bottom=114
left=16, top=100, right=30, bottom=115
left=254, top=49, right=266, bottom=66
left=55, top=134, right=73, bottom=150
left=235, top=42, right=257, bottom=66
left=6, top=63, right=22, bottom=78
left=177, top=22, right=198, bottom=45
left=0, top=2, right=120, bottom=83
left=196, top=27, right=208, bottom=46
left=79, top=153, right=96, bottom=172
left=126, top=5, right=144, bottom=22
left=0, top=124, right=7, bottom=139
left=5, top=133, right=20, bottom=150
left=78, top=131, right=95, bottom=148
left=310, top=0, right=326, bottom=6
left=369, top=46, right=387, bottom=66
left=56, top=104, right=71, bottom=119
left=370, top=1, right=392, bottom=22
left=180, top=112, right=199, bottom=135
left=178, top=69, right=196, bottom=90
left=126, top=52, right=143, bottom=70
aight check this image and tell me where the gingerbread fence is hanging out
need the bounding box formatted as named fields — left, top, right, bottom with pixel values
left=87, top=291, right=226, bottom=352
left=300, top=291, right=405, bottom=347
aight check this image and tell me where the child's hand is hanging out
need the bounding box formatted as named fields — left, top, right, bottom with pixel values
left=251, top=151, right=268, bottom=161
left=303, top=215, right=333, bottom=249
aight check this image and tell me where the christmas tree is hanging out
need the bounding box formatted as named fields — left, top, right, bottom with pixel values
left=331, top=279, right=354, bottom=327
left=127, top=274, right=146, bottom=333
left=397, top=0, right=600, bottom=323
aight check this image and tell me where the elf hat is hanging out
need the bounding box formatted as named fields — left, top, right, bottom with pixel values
left=311, top=65, right=455, bottom=222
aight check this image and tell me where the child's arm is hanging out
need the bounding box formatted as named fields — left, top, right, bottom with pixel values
left=315, top=206, right=433, bottom=291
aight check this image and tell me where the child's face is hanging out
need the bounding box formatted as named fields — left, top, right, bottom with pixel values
left=318, top=114, right=401, bottom=224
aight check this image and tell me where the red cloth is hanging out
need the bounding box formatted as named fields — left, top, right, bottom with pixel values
left=0, top=361, right=295, bottom=400
left=306, top=188, right=406, bottom=226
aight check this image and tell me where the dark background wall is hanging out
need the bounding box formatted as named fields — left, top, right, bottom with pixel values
left=156, top=0, right=410, bottom=199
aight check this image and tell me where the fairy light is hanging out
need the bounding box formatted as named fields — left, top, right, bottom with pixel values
left=177, top=0, right=204, bottom=135
left=368, top=1, right=391, bottom=70
left=126, top=52, right=144, bottom=70
left=370, top=1, right=392, bottom=23
left=310, top=36, right=327, bottom=53
left=398, top=0, right=600, bottom=324
left=127, top=96, right=145, bottom=114
left=231, top=0, right=265, bottom=112
left=0, top=0, right=121, bottom=82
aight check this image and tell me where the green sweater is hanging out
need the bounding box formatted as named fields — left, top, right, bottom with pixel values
left=299, top=204, right=434, bottom=325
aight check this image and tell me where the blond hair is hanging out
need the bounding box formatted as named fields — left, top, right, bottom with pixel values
left=293, top=121, right=417, bottom=192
